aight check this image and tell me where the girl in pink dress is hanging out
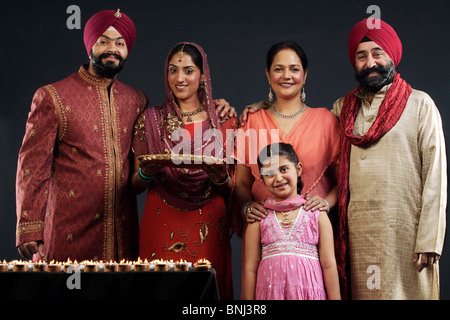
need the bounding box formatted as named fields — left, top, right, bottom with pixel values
left=243, top=143, right=340, bottom=300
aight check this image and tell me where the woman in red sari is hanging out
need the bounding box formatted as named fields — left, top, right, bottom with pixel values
left=131, top=42, right=238, bottom=299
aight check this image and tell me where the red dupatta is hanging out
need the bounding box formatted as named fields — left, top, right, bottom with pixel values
left=137, top=42, right=235, bottom=212
left=336, top=72, right=412, bottom=298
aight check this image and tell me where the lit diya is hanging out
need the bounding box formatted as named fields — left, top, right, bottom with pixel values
left=47, top=261, right=62, bottom=272
left=153, top=259, right=170, bottom=272
left=82, top=260, right=99, bottom=272
left=63, top=259, right=79, bottom=272
left=133, top=258, right=150, bottom=272
left=0, top=260, right=9, bottom=272
left=12, top=260, right=29, bottom=272
left=174, top=259, right=190, bottom=272
left=104, top=260, right=118, bottom=272
left=32, top=260, right=48, bottom=272
left=118, top=259, right=132, bottom=272
left=193, top=258, right=211, bottom=271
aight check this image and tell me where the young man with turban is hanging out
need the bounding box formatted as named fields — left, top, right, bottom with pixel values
left=333, top=18, right=446, bottom=299
left=15, top=9, right=148, bottom=262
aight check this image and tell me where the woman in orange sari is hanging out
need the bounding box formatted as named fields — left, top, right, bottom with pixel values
left=131, top=42, right=239, bottom=299
left=235, top=41, right=340, bottom=222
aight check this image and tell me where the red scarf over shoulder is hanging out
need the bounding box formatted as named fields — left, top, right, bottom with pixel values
left=336, top=72, right=412, bottom=299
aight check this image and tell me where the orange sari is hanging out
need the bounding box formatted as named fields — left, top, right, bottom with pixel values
left=236, top=106, right=340, bottom=202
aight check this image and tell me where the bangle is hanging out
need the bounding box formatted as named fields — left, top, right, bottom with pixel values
left=138, top=168, right=154, bottom=183
left=242, top=201, right=252, bottom=216
left=323, top=199, right=330, bottom=213
left=212, top=172, right=230, bottom=186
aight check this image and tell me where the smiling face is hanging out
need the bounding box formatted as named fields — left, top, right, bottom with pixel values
left=167, top=52, right=204, bottom=104
left=260, top=155, right=302, bottom=201
left=354, top=41, right=395, bottom=93
left=89, top=28, right=128, bottom=79
left=265, top=49, right=307, bottom=101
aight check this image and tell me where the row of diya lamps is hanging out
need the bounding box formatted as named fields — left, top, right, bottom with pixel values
left=0, top=258, right=211, bottom=273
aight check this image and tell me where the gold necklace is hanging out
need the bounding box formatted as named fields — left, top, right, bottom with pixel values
left=278, top=210, right=293, bottom=228
left=180, top=105, right=205, bottom=122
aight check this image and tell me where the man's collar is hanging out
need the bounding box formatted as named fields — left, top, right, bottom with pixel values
left=78, top=64, right=116, bottom=87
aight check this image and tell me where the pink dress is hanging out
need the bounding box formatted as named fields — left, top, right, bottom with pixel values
left=256, top=207, right=326, bottom=300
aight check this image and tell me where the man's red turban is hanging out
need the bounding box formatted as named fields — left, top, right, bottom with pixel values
left=83, top=9, right=136, bottom=56
left=347, top=18, right=402, bottom=68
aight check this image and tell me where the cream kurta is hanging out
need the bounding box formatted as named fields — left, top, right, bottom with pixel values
left=333, top=84, right=447, bottom=299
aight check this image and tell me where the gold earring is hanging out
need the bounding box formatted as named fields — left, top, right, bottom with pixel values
left=268, top=87, right=273, bottom=102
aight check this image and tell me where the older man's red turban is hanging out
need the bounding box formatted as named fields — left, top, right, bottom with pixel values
left=83, top=9, right=136, bottom=56
left=348, top=18, right=402, bottom=68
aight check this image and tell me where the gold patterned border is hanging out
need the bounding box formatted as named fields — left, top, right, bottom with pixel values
left=16, top=220, right=44, bottom=236
left=43, top=85, right=66, bottom=141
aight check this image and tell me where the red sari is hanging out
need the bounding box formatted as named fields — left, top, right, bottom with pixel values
left=132, top=43, right=238, bottom=299
left=139, top=182, right=232, bottom=296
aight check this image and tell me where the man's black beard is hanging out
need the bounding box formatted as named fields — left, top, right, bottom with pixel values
left=91, top=52, right=126, bottom=79
left=355, top=61, right=395, bottom=93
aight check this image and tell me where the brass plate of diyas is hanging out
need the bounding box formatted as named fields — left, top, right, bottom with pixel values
left=193, top=259, right=212, bottom=271
left=138, top=154, right=226, bottom=168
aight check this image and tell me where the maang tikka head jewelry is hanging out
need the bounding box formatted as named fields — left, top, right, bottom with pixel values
left=178, top=43, right=186, bottom=62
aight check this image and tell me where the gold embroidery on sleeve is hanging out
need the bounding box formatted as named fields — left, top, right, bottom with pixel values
left=16, top=220, right=44, bottom=236
left=44, top=84, right=67, bottom=141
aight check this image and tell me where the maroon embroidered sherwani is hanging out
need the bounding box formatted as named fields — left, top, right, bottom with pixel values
left=16, top=65, right=148, bottom=262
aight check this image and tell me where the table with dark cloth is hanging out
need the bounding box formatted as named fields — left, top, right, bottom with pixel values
left=0, top=268, right=219, bottom=300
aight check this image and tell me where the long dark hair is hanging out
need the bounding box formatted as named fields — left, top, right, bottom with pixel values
left=257, top=142, right=303, bottom=194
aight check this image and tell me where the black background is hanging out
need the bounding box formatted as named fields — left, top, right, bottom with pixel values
left=1, top=0, right=448, bottom=299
